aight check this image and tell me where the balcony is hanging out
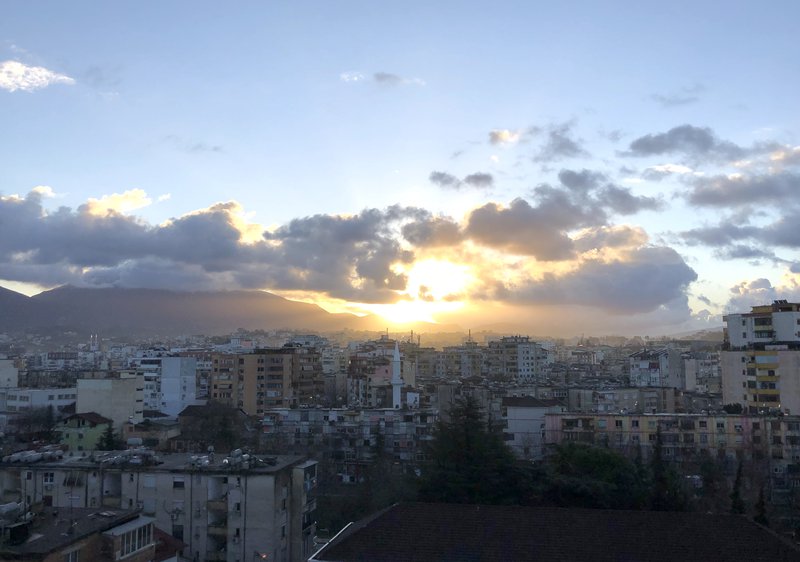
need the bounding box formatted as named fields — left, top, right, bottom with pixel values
left=207, top=499, right=227, bottom=512
left=207, top=523, right=228, bottom=536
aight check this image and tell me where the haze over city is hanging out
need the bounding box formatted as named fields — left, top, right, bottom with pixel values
left=2, top=2, right=799, bottom=336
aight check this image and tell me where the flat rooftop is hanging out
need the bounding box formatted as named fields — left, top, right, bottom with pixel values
left=0, top=507, right=141, bottom=558
left=0, top=451, right=308, bottom=474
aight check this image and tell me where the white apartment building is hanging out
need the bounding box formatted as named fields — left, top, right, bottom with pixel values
left=127, top=356, right=199, bottom=417
left=725, top=300, right=800, bottom=348
left=0, top=358, right=19, bottom=388
left=0, top=387, right=77, bottom=413
left=0, top=452, right=317, bottom=562
left=722, top=301, right=800, bottom=415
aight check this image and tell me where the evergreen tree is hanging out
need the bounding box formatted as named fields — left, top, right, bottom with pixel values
left=544, top=442, right=649, bottom=509
left=730, top=460, right=746, bottom=514
left=98, top=423, right=123, bottom=451
left=418, top=396, right=532, bottom=505
left=754, top=485, right=769, bottom=527
left=649, top=427, right=688, bottom=511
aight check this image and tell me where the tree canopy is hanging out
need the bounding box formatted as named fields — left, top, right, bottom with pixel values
left=418, top=396, right=533, bottom=505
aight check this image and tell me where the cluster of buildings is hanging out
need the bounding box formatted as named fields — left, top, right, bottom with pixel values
left=3, top=300, right=800, bottom=557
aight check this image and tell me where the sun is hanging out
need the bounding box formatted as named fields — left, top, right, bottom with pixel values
left=362, top=259, right=474, bottom=324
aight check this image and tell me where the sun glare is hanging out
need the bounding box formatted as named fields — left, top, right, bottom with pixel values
left=362, top=259, right=474, bottom=324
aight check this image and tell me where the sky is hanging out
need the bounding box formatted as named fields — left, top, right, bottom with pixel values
left=1, top=1, right=799, bottom=336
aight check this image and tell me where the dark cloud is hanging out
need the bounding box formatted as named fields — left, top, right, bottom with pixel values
left=713, top=245, right=777, bottom=262
left=555, top=168, right=665, bottom=215
left=462, top=173, right=494, bottom=189
left=401, top=217, right=462, bottom=247
left=573, top=226, right=647, bottom=252
left=557, top=169, right=605, bottom=193
left=686, top=172, right=799, bottom=207
left=623, top=124, right=746, bottom=162
left=429, top=171, right=493, bottom=190
left=429, top=171, right=461, bottom=189
left=696, top=294, right=712, bottom=306
left=533, top=122, right=589, bottom=162
left=597, top=186, right=664, bottom=215
left=466, top=199, right=577, bottom=260
left=373, top=72, right=402, bottom=85
left=263, top=207, right=420, bottom=303
left=680, top=222, right=757, bottom=247
left=0, top=190, right=433, bottom=304
left=487, top=246, right=697, bottom=314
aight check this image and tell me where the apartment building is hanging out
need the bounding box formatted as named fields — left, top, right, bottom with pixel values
left=567, top=387, right=677, bottom=414
left=725, top=300, right=800, bottom=348
left=0, top=451, right=317, bottom=562
left=0, top=506, right=159, bottom=562
left=722, top=301, right=800, bottom=415
left=628, top=348, right=684, bottom=387
left=209, top=346, right=324, bottom=415
left=126, top=356, right=199, bottom=417
left=0, top=387, right=77, bottom=413
left=261, top=407, right=436, bottom=481
left=76, top=374, right=144, bottom=429
left=502, top=397, right=565, bottom=460
left=486, top=336, right=542, bottom=383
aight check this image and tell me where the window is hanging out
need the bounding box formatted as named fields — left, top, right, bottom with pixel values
left=631, top=420, right=639, bottom=428
left=173, top=476, right=185, bottom=489
left=43, top=472, right=54, bottom=484
left=615, top=420, right=623, bottom=428
left=63, top=550, right=80, bottom=562
left=120, top=523, right=153, bottom=557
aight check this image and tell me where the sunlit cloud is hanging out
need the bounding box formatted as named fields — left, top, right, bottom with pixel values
left=0, top=60, right=75, bottom=92
left=489, top=129, right=522, bottom=145
left=85, top=189, right=152, bottom=216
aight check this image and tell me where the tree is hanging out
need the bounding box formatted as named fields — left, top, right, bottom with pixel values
left=97, top=423, right=124, bottom=451
left=12, top=406, right=58, bottom=442
left=754, top=485, right=769, bottom=527
left=650, top=428, right=688, bottom=511
left=722, top=403, right=744, bottom=414
left=418, top=396, right=533, bottom=505
left=544, top=443, right=648, bottom=510
left=730, top=460, right=746, bottom=514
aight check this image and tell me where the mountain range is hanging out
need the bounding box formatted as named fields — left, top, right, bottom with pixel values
left=0, top=285, right=391, bottom=336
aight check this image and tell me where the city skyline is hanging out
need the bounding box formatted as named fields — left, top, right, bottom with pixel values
left=1, top=2, right=799, bottom=335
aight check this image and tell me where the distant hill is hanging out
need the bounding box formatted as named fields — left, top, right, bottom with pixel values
left=0, top=285, right=384, bottom=336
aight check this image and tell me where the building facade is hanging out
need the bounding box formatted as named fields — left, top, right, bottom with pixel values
left=0, top=452, right=317, bottom=562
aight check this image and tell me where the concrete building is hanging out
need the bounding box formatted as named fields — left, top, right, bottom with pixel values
left=725, top=300, right=800, bottom=348
left=722, top=302, right=800, bottom=415
left=261, top=407, right=436, bottom=482
left=486, top=336, right=542, bottom=383
left=0, top=387, right=77, bottom=414
left=628, top=348, right=683, bottom=388
left=76, top=374, right=144, bottom=429
left=58, top=412, right=113, bottom=452
left=0, top=507, right=161, bottom=562
left=502, top=397, right=565, bottom=460
left=0, top=358, right=19, bottom=388
left=567, top=387, right=677, bottom=414
left=0, top=452, right=317, bottom=562
left=209, top=346, right=324, bottom=415
left=126, top=356, right=199, bottom=417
